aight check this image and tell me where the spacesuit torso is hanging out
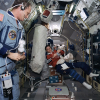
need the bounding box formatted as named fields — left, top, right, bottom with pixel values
left=0, top=10, right=24, bottom=100
left=0, top=10, right=24, bottom=74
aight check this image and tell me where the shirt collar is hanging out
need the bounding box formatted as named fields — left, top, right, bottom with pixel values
left=47, top=51, right=53, bottom=55
left=8, top=10, right=19, bottom=23
left=8, top=10, right=14, bottom=17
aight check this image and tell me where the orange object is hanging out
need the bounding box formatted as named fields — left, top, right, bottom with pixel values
left=0, top=13, right=4, bottom=21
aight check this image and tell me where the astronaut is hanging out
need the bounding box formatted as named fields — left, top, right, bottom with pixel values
left=45, top=45, right=99, bottom=89
left=0, top=0, right=31, bottom=100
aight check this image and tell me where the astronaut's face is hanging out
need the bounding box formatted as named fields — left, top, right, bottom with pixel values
left=20, top=6, right=31, bottom=21
left=46, top=46, right=52, bottom=53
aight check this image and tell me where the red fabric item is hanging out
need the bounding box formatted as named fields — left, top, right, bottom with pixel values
left=46, top=50, right=64, bottom=67
left=0, top=13, right=4, bottom=21
left=43, top=10, right=50, bottom=17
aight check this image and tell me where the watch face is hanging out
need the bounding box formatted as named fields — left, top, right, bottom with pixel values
left=6, top=50, right=10, bottom=55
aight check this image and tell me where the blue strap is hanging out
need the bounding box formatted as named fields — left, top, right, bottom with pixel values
left=8, top=11, right=14, bottom=17
left=73, top=73, right=78, bottom=78
left=3, top=26, right=10, bottom=44
left=76, top=75, right=81, bottom=80
left=14, top=30, right=21, bottom=48
left=72, top=63, right=75, bottom=68
left=0, top=28, right=3, bottom=43
left=0, top=22, right=6, bottom=43
left=10, top=70, right=17, bottom=76
left=70, top=70, right=75, bottom=76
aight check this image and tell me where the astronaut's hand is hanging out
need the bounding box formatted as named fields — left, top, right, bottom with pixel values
left=52, top=53, right=57, bottom=58
left=57, top=49, right=61, bottom=53
left=20, top=52, right=26, bottom=60
left=7, top=52, right=22, bottom=61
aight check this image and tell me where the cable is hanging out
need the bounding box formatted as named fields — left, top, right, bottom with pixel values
left=34, top=77, right=49, bottom=86
left=23, top=72, right=49, bottom=90
left=7, top=3, right=23, bottom=12
left=67, top=21, right=81, bottom=34
left=34, top=79, right=49, bottom=88
left=61, top=34, right=72, bottom=44
left=23, top=72, right=35, bottom=80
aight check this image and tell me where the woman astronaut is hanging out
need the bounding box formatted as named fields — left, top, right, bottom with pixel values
left=45, top=45, right=99, bottom=89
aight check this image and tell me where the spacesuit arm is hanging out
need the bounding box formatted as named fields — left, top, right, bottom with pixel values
left=0, top=12, right=8, bottom=56
left=46, top=54, right=53, bottom=59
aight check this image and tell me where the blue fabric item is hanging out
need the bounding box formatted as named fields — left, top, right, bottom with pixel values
left=10, top=70, right=17, bottom=76
left=12, top=84, right=20, bottom=100
left=0, top=46, right=7, bottom=56
left=70, top=70, right=75, bottom=76
left=11, top=72, right=19, bottom=85
left=69, top=70, right=85, bottom=83
left=72, top=62, right=91, bottom=75
left=56, top=62, right=91, bottom=83
left=46, top=38, right=53, bottom=47
left=72, top=63, right=75, bottom=68
left=8, top=11, right=14, bottom=17
left=69, top=44, right=75, bottom=50
left=85, top=55, right=88, bottom=61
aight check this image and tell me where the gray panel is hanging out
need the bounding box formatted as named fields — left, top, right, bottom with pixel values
left=33, top=88, right=45, bottom=100
left=64, top=79, right=100, bottom=100
left=33, top=81, right=47, bottom=100
left=52, top=15, right=61, bottom=22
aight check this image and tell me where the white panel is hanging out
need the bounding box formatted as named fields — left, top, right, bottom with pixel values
left=83, top=0, right=96, bottom=8
left=30, top=25, right=47, bottom=73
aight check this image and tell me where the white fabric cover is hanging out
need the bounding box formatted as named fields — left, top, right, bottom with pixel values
left=64, top=53, right=73, bottom=62
left=57, top=55, right=65, bottom=65
left=30, top=25, right=47, bottom=73
left=58, top=45, right=65, bottom=50
left=40, top=9, right=53, bottom=23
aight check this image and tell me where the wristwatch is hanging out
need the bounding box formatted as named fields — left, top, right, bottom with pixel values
left=6, top=50, right=10, bottom=55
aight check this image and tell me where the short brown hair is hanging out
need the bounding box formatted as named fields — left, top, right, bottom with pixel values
left=12, top=0, right=31, bottom=9
left=41, top=21, right=48, bottom=26
left=45, top=45, right=51, bottom=50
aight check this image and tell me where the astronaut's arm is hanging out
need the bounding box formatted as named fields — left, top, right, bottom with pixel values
left=46, top=54, right=53, bottom=59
